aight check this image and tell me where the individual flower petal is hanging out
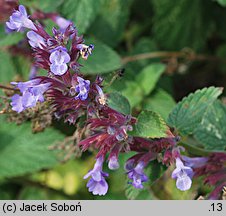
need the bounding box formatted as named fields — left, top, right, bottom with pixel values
left=108, top=155, right=120, bottom=170
left=176, top=172, right=192, bottom=191
left=181, top=156, right=208, bottom=168
left=75, top=76, right=90, bottom=101
left=126, top=162, right=148, bottom=189
left=87, top=178, right=108, bottom=196
left=171, top=157, right=194, bottom=191
left=11, top=79, right=41, bottom=93
left=6, top=5, right=36, bottom=32
left=84, top=156, right=109, bottom=196
left=27, top=31, right=46, bottom=49
left=11, top=94, right=24, bottom=113
left=50, top=64, right=68, bottom=76
left=49, top=46, right=70, bottom=75
left=54, top=16, right=72, bottom=31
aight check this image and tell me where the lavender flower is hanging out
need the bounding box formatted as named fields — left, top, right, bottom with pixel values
left=126, top=161, right=148, bottom=189
left=181, top=156, right=208, bottom=168
left=84, top=156, right=109, bottom=196
left=95, top=84, right=107, bottom=105
left=6, top=5, right=36, bottom=32
left=49, top=46, right=71, bottom=75
left=77, top=44, right=94, bottom=60
left=27, top=31, right=46, bottom=49
left=29, top=65, right=38, bottom=80
left=108, top=155, right=120, bottom=170
left=11, top=79, right=51, bottom=113
left=171, top=157, right=194, bottom=191
left=75, top=77, right=90, bottom=101
left=54, top=16, right=72, bottom=31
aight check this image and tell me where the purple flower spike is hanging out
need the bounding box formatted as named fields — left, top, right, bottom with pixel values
left=49, top=46, right=71, bottom=75
left=75, top=76, right=90, bottom=101
left=84, top=156, right=109, bottom=196
left=126, top=162, right=148, bottom=189
left=76, top=44, right=94, bottom=60
left=27, top=31, right=46, bottom=49
left=6, top=5, right=36, bottom=32
left=172, top=157, right=194, bottom=191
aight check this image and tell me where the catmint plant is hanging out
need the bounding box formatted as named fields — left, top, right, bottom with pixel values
left=1, top=4, right=225, bottom=199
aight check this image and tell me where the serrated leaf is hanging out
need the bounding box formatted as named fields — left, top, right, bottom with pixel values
left=79, top=40, right=122, bottom=74
left=61, top=0, right=102, bottom=34
left=0, top=33, right=24, bottom=47
left=168, top=87, right=223, bottom=136
left=147, top=160, right=167, bottom=185
left=194, top=100, right=226, bottom=151
left=132, top=110, right=168, bottom=138
left=0, top=117, right=64, bottom=178
left=107, top=92, right=131, bottom=115
left=143, top=88, right=176, bottom=121
left=136, top=63, right=165, bottom=96
left=152, top=0, right=213, bottom=50
left=122, top=63, right=165, bottom=107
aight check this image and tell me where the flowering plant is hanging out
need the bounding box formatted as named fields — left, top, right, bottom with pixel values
left=0, top=1, right=225, bottom=200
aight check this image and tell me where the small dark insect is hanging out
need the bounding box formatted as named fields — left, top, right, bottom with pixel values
left=107, top=68, right=126, bottom=87
left=116, top=68, right=125, bottom=77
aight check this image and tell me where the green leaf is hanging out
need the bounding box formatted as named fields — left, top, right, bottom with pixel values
left=0, top=33, right=24, bottom=47
left=79, top=40, right=122, bottom=74
left=89, top=0, right=134, bottom=47
left=132, top=110, right=168, bottom=138
left=168, top=87, right=223, bottom=136
left=194, top=101, right=226, bottom=151
left=125, top=183, right=154, bottom=200
left=122, top=63, right=165, bottom=107
left=136, top=63, right=166, bottom=96
left=107, top=92, right=131, bottom=115
left=0, top=117, right=64, bottom=178
left=147, top=160, right=167, bottom=185
left=216, top=0, right=226, bottom=6
left=152, top=0, right=213, bottom=50
left=61, top=0, right=102, bottom=34
left=0, top=51, right=16, bottom=83
left=143, top=88, right=176, bottom=121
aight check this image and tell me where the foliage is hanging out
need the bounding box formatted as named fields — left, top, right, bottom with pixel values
left=0, top=0, right=226, bottom=200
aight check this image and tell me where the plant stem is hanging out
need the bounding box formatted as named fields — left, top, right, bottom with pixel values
left=122, top=51, right=225, bottom=64
left=0, top=84, right=16, bottom=91
left=180, top=142, right=214, bottom=156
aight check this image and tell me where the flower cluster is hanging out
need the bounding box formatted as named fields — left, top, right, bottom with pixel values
left=6, top=5, right=226, bottom=198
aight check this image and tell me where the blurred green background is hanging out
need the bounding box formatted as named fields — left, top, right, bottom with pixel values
left=1, top=0, right=226, bottom=200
